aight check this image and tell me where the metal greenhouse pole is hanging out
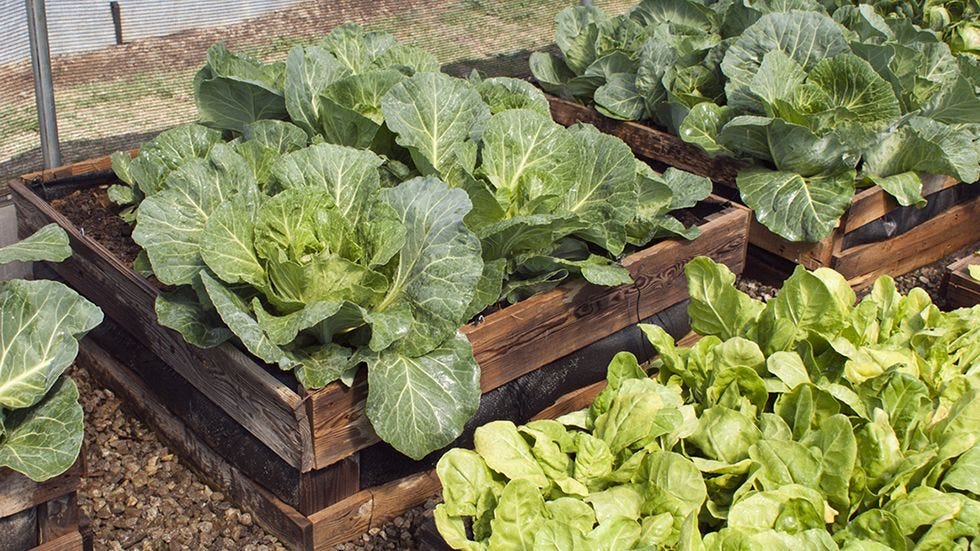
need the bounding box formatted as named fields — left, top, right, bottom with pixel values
left=26, top=0, right=62, bottom=168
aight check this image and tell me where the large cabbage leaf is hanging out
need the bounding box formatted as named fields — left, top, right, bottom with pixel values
left=531, top=2, right=978, bottom=243
left=115, top=26, right=712, bottom=459
left=0, top=225, right=101, bottom=481
left=134, top=140, right=485, bottom=458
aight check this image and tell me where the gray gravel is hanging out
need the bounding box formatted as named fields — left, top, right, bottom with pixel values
left=74, top=248, right=974, bottom=550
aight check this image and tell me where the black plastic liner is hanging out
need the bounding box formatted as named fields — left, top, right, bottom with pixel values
left=842, top=182, right=978, bottom=249
left=357, top=299, right=691, bottom=489
left=0, top=508, right=37, bottom=551
left=26, top=169, right=118, bottom=201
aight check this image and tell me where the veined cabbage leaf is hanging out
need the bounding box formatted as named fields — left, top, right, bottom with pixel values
left=531, top=2, right=978, bottom=243
left=0, top=224, right=102, bottom=481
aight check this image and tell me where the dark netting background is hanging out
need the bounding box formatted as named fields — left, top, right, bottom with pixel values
left=0, top=0, right=634, bottom=202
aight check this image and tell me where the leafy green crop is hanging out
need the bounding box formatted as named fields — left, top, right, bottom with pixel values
left=0, top=225, right=103, bottom=481
left=435, top=257, right=979, bottom=549
left=109, top=25, right=714, bottom=459
left=841, top=0, right=979, bottom=55
left=532, top=1, right=978, bottom=242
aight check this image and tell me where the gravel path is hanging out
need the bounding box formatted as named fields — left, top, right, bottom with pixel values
left=74, top=249, right=974, bottom=550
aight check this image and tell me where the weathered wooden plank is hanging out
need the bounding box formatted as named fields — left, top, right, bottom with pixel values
left=37, top=495, right=78, bottom=543
left=547, top=96, right=745, bottom=186
left=744, top=218, right=838, bottom=272
left=18, top=150, right=136, bottom=184
left=30, top=530, right=84, bottom=551
left=309, top=471, right=440, bottom=551
left=73, top=312, right=309, bottom=509
left=11, top=180, right=313, bottom=471
left=468, top=201, right=747, bottom=391
left=306, top=200, right=750, bottom=469
left=833, top=197, right=980, bottom=290
left=943, top=254, right=980, bottom=309
left=297, top=456, right=360, bottom=517
left=844, top=175, right=960, bottom=234
left=75, top=341, right=314, bottom=550
left=0, top=462, right=82, bottom=518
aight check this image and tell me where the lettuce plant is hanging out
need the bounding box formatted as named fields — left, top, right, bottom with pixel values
left=109, top=25, right=714, bottom=459
left=532, top=1, right=978, bottom=242
left=435, top=257, right=979, bottom=549
left=0, top=225, right=103, bottom=481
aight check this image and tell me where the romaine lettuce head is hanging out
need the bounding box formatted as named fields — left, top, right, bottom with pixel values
left=435, top=256, right=980, bottom=549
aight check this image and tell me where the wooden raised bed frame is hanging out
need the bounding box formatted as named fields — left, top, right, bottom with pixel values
left=0, top=460, right=90, bottom=551
left=942, top=255, right=980, bottom=309
left=549, top=96, right=980, bottom=290
left=14, top=153, right=749, bottom=549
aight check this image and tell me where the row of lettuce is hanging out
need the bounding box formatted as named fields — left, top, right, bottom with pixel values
left=0, top=225, right=101, bottom=482
left=532, top=0, right=978, bottom=242
left=105, top=24, right=714, bottom=459
left=435, top=257, right=979, bottom=550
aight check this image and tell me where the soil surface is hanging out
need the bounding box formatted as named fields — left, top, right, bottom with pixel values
left=51, top=185, right=142, bottom=265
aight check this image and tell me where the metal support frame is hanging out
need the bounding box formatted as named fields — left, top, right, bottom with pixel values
left=111, top=1, right=124, bottom=45
left=26, top=0, right=62, bottom=168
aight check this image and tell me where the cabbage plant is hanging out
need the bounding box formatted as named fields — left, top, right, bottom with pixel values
left=109, top=25, right=714, bottom=459
left=532, top=1, right=978, bottom=243
left=435, top=257, right=980, bottom=549
left=113, top=25, right=711, bottom=307
left=0, top=225, right=102, bottom=481
left=125, top=131, right=484, bottom=459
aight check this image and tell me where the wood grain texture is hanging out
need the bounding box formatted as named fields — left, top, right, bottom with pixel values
left=305, top=199, right=750, bottom=469
left=943, top=255, right=980, bottom=309
left=833, top=197, right=980, bottom=290
left=309, top=471, right=440, bottom=551
left=76, top=341, right=314, bottom=550
left=844, top=175, right=960, bottom=234
left=19, top=151, right=137, bottom=184
left=297, top=456, right=359, bottom=517
left=0, top=462, right=82, bottom=518
left=11, top=180, right=313, bottom=471
left=746, top=218, right=838, bottom=270
left=547, top=96, right=745, bottom=186
left=29, top=531, right=84, bottom=551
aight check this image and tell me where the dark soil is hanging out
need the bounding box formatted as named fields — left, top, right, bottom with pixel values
left=50, top=185, right=142, bottom=265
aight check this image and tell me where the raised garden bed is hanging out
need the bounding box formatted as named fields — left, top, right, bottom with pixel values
left=548, top=96, right=980, bottom=290
left=0, top=461, right=90, bottom=551
left=13, top=153, right=749, bottom=549
left=942, top=254, right=980, bottom=309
